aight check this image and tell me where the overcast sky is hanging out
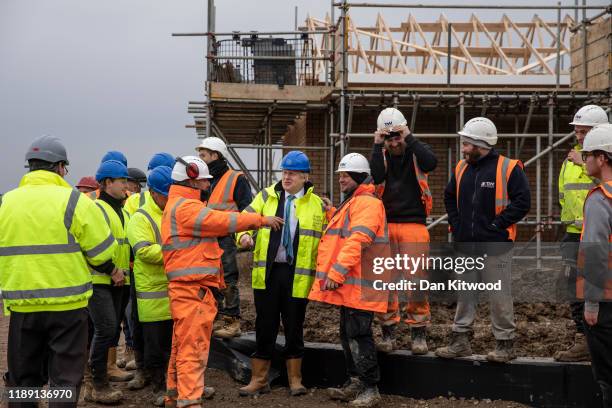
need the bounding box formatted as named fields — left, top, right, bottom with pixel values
left=0, top=0, right=607, bottom=193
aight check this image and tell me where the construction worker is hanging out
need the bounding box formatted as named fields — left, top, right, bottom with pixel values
left=127, top=166, right=174, bottom=406
left=87, top=151, right=129, bottom=200
left=86, top=159, right=135, bottom=404
left=436, top=117, right=531, bottom=363
left=577, top=123, right=612, bottom=408
left=370, top=107, right=437, bottom=354
left=76, top=176, right=99, bottom=194
left=162, top=156, right=283, bottom=408
left=127, top=167, right=147, bottom=193
left=309, top=153, right=388, bottom=408
left=0, top=135, right=117, bottom=407
left=123, top=153, right=175, bottom=216
left=236, top=151, right=329, bottom=397
left=195, top=137, right=253, bottom=338
left=555, top=105, right=609, bottom=362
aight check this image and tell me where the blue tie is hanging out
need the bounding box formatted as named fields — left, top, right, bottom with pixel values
left=282, top=194, right=296, bottom=264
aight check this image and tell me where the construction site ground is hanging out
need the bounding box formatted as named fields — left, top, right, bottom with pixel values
left=0, top=251, right=574, bottom=407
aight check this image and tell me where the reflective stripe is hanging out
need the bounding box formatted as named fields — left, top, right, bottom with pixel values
left=253, top=260, right=267, bottom=268
left=139, top=192, right=146, bottom=207
left=117, top=238, right=128, bottom=246
left=498, top=157, right=511, bottom=209
left=1, top=282, right=92, bottom=300
left=136, top=290, right=168, bottom=299
left=602, top=183, right=612, bottom=196
left=222, top=172, right=238, bottom=203
left=261, top=189, right=269, bottom=202
left=341, top=213, right=351, bottom=237
left=167, top=266, right=219, bottom=280
left=132, top=241, right=153, bottom=252
left=136, top=209, right=162, bottom=244
left=84, top=233, right=115, bottom=258
left=162, top=237, right=216, bottom=251
left=169, top=198, right=186, bottom=247
left=208, top=202, right=238, bottom=210
left=564, top=182, right=596, bottom=191
left=350, top=225, right=376, bottom=240
left=95, top=202, right=111, bottom=226
left=64, top=189, right=80, bottom=240
left=332, top=263, right=349, bottom=276
left=228, top=212, right=238, bottom=233
left=295, top=267, right=316, bottom=277
left=192, top=207, right=211, bottom=238
left=325, top=228, right=342, bottom=235
left=0, top=243, right=81, bottom=256
left=91, top=270, right=108, bottom=277
left=299, top=228, right=322, bottom=238
left=244, top=205, right=256, bottom=213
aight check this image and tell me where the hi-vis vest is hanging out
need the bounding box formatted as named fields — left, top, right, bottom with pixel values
left=127, top=199, right=171, bottom=322
left=0, top=171, right=116, bottom=314
left=577, top=181, right=612, bottom=301
left=93, top=199, right=131, bottom=285
left=455, top=155, right=523, bottom=241
left=240, top=184, right=326, bottom=298
left=377, top=152, right=433, bottom=216
left=309, top=183, right=390, bottom=313
left=124, top=191, right=150, bottom=215
left=559, top=147, right=596, bottom=234
left=207, top=170, right=242, bottom=211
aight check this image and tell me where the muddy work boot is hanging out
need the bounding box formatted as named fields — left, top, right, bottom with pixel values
left=239, top=358, right=271, bottom=397
left=410, top=326, right=428, bottom=355
left=127, top=368, right=150, bottom=390
left=202, top=386, right=216, bottom=400
left=554, top=333, right=591, bottom=362
left=376, top=324, right=395, bottom=353
left=486, top=339, right=516, bottom=363
left=328, top=377, right=364, bottom=402
left=107, top=347, right=135, bottom=382
left=349, top=385, right=381, bottom=408
left=117, top=346, right=133, bottom=369
left=435, top=331, right=473, bottom=359
left=213, top=316, right=242, bottom=339
left=286, top=358, right=307, bottom=396
left=90, top=380, right=123, bottom=404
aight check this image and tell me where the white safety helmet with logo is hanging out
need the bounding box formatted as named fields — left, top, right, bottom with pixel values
left=336, top=153, right=371, bottom=175
left=171, top=155, right=213, bottom=181
left=195, top=136, right=230, bottom=159
left=377, top=107, right=407, bottom=131
left=581, top=124, right=612, bottom=153
left=458, top=117, right=498, bottom=148
left=569, top=105, right=609, bottom=127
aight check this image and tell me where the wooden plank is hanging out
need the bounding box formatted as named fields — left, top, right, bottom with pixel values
left=504, top=14, right=554, bottom=75
left=210, top=83, right=333, bottom=102
left=473, top=14, right=516, bottom=74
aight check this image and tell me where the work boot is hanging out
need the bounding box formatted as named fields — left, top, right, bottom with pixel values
left=202, top=386, right=216, bottom=400
left=151, top=368, right=166, bottom=407
left=486, top=339, right=516, bottom=363
left=554, top=333, right=591, bottom=362
left=376, top=324, right=395, bottom=353
left=435, top=331, right=473, bottom=359
left=239, top=358, right=271, bottom=396
left=90, top=380, right=123, bottom=404
left=349, top=385, right=381, bottom=408
left=107, top=347, right=135, bottom=382
left=328, top=377, right=364, bottom=402
left=127, top=368, right=150, bottom=390
left=116, top=346, right=132, bottom=369
left=213, top=317, right=224, bottom=332
left=214, top=316, right=242, bottom=339
left=411, top=326, right=428, bottom=355
left=286, top=358, right=307, bottom=396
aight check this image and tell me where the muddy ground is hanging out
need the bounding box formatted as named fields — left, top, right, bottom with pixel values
left=0, top=251, right=573, bottom=407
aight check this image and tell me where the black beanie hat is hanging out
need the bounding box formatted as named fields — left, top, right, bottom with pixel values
left=347, top=171, right=368, bottom=185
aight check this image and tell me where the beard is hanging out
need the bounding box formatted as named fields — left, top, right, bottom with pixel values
left=463, top=149, right=482, bottom=164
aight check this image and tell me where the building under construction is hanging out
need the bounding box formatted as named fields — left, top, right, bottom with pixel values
left=176, top=1, right=612, bottom=263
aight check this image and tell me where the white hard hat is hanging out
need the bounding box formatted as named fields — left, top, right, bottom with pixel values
left=458, top=117, right=498, bottom=147
left=581, top=124, right=612, bottom=153
left=336, top=153, right=371, bottom=175
left=377, top=107, right=407, bottom=131
left=569, top=105, right=609, bottom=127
left=171, top=155, right=212, bottom=181
left=195, top=137, right=229, bottom=159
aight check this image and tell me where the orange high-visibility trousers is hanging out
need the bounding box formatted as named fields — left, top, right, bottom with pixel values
left=377, top=223, right=431, bottom=327
left=165, top=282, right=217, bottom=408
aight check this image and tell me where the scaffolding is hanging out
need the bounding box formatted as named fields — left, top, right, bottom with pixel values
left=174, top=1, right=612, bottom=267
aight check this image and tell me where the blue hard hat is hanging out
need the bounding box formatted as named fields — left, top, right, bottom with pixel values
left=147, top=166, right=173, bottom=197
left=148, top=152, right=175, bottom=171
left=280, top=151, right=310, bottom=172
left=96, top=160, right=129, bottom=182
left=101, top=151, right=128, bottom=167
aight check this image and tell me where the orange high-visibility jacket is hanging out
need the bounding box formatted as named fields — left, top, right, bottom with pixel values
left=577, top=181, right=612, bottom=300
left=161, top=185, right=263, bottom=287
left=455, top=155, right=523, bottom=241
left=207, top=170, right=242, bottom=211
left=309, top=183, right=389, bottom=313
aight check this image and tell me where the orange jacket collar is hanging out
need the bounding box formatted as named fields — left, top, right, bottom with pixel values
left=169, top=184, right=201, bottom=200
